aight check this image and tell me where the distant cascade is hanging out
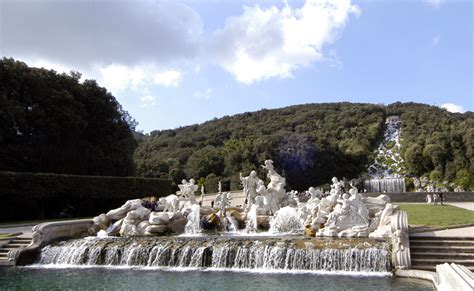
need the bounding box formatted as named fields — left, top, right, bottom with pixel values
left=365, top=116, right=406, bottom=193
left=37, top=237, right=390, bottom=272
left=363, top=178, right=406, bottom=193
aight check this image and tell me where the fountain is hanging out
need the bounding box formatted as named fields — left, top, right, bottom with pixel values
left=13, top=158, right=412, bottom=286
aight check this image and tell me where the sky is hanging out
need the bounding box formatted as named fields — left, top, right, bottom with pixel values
left=1, top=0, right=472, bottom=132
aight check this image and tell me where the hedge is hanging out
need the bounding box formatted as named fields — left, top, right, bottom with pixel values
left=0, top=171, right=172, bottom=221
left=0, top=171, right=172, bottom=199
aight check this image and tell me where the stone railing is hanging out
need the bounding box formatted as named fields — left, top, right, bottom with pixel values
left=391, top=210, right=411, bottom=270
left=11, top=219, right=93, bottom=265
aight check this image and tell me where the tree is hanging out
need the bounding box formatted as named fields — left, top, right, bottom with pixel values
left=0, top=58, right=137, bottom=176
left=185, top=145, right=224, bottom=179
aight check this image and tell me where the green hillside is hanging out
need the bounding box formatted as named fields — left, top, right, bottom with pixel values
left=134, top=102, right=474, bottom=192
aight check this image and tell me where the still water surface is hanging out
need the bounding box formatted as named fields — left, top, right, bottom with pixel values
left=0, top=267, right=435, bottom=291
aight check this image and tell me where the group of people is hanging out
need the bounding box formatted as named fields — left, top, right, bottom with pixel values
left=425, top=192, right=444, bottom=205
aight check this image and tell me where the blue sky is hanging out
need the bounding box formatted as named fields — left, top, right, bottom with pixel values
left=1, top=0, right=472, bottom=132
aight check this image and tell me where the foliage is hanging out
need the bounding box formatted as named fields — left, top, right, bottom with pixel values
left=397, top=203, right=474, bottom=227
left=0, top=171, right=172, bottom=200
left=0, top=171, right=171, bottom=221
left=455, top=169, right=474, bottom=191
left=387, top=102, right=473, bottom=185
left=135, top=103, right=386, bottom=190
left=0, top=58, right=138, bottom=176
left=135, top=102, right=473, bottom=191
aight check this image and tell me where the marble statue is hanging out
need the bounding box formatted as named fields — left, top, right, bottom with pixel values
left=261, top=159, right=286, bottom=205
left=240, top=170, right=260, bottom=212
left=256, top=180, right=279, bottom=215
left=178, top=179, right=198, bottom=205
left=158, top=194, right=179, bottom=212
left=330, top=177, right=344, bottom=197
left=90, top=164, right=405, bottom=246
left=218, top=181, right=222, bottom=193
left=218, top=192, right=232, bottom=216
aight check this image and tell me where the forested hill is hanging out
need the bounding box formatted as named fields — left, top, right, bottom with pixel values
left=134, top=102, right=473, bottom=192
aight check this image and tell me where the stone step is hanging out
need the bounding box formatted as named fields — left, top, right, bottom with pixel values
left=410, top=240, right=474, bottom=246
left=0, top=249, right=10, bottom=254
left=3, top=243, right=29, bottom=248
left=410, top=246, right=474, bottom=253
left=0, top=247, right=22, bottom=251
left=411, top=258, right=474, bottom=266
left=10, top=239, right=31, bottom=244
left=410, top=236, right=474, bottom=241
left=411, top=252, right=474, bottom=259
left=411, top=251, right=474, bottom=258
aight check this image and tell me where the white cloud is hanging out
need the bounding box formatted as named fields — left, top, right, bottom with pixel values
left=441, top=103, right=465, bottom=113
left=193, top=88, right=213, bottom=100
left=210, top=0, right=359, bottom=84
left=2, top=1, right=203, bottom=66
left=153, top=70, right=181, bottom=87
left=3, top=0, right=360, bottom=91
left=140, top=95, right=156, bottom=108
left=432, top=34, right=440, bottom=46
left=98, top=65, right=182, bottom=93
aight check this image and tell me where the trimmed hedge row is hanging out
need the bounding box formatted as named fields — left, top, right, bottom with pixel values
left=0, top=171, right=171, bottom=199
left=0, top=171, right=172, bottom=221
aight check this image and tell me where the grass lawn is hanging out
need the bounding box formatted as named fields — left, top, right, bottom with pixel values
left=396, top=203, right=474, bottom=228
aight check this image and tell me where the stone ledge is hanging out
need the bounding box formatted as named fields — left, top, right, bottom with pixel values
left=395, top=269, right=438, bottom=285
left=396, top=263, right=474, bottom=291
left=13, top=219, right=93, bottom=266
left=436, top=263, right=474, bottom=291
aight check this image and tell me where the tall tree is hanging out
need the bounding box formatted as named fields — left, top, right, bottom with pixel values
left=0, top=58, right=137, bottom=176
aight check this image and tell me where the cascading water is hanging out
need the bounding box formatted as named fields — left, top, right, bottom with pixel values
left=245, top=204, right=258, bottom=233
left=363, top=178, right=406, bottom=193
left=225, top=213, right=239, bottom=232
left=37, top=237, right=390, bottom=273
left=269, top=206, right=303, bottom=233
left=364, top=116, right=406, bottom=193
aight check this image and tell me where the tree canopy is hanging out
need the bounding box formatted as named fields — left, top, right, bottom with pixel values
left=135, top=102, right=473, bottom=191
left=134, top=103, right=388, bottom=190
left=0, top=58, right=137, bottom=176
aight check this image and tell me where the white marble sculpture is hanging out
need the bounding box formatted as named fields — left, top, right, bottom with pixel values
left=256, top=180, right=279, bottom=215
left=240, top=170, right=260, bottom=212
left=178, top=179, right=198, bottom=205
left=159, top=194, right=180, bottom=212
left=90, top=165, right=404, bottom=248
left=262, top=160, right=287, bottom=205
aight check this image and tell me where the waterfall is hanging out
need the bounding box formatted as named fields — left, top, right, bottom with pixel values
left=225, top=212, right=239, bottom=232
left=363, top=178, right=406, bottom=193
left=37, top=237, right=390, bottom=272
left=245, top=205, right=258, bottom=233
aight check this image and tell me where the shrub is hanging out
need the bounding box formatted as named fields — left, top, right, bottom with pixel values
left=0, top=171, right=172, bottom=221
